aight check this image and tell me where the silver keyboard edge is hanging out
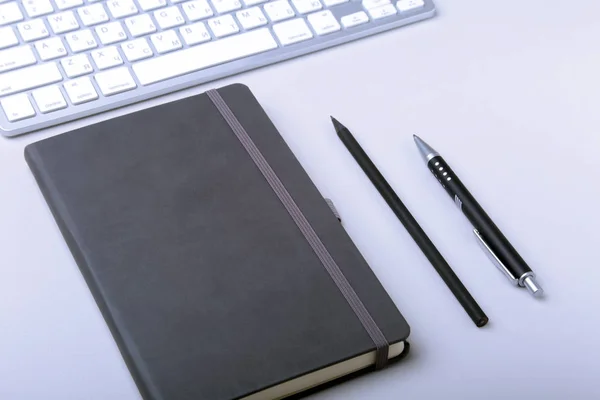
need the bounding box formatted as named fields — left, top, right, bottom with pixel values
left=0, top=2, right=435, bottom=138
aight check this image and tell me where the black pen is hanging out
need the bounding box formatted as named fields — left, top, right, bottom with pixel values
left=331, top=117, right=488, bottom=327
left=413, top=135, right=544, bottom=297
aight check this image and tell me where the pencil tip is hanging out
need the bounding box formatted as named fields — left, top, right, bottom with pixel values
left=330, top=116, right=345, bottom=133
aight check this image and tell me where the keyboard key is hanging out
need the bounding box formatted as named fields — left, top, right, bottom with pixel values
left=95, top=21, right=127, bottom=44
left=0, top=27, right=18, bottom=49
left=292, top=0, right=321, bottom=14
left=368, top=4, right=396, bottom=19
left=340, top=11, right=368, bottom=28
left=211, top=0, right=241, bottom=14
left=0, top=63, right=63, bottom=96
left=124, top=14, right=156, bottom=36
left=132, top=28, right=277, bottom=85
left=17, top=19, right=50, bottom=41
left=63, top=77, right=98, bottom=104
left=47, top=11, right=79, bottom=33
left=1, top=94, right=36, bottom=122
left=77, top=3, right=109, bottom=26
left=207, top=14, right=238, bottom=38
left=65, top=29, right=98, bottom=52
left=397, top=0, right=424, bottom=12
left=121, top=38, right=153, bottom=61
left=0, top=2, right=24, bottom=25
left=236, top=7, right=267, bottom=30
left=61, top=54, right=93, bottom=77
left=32, top=85, right=67, bottom=113
left=307, top=10, right=339, bottom=35
left=23, top=0, right=54, bottom=18
left=154, top=6, right=185, bottom=29
left=95, top=67, right=137, bottom=96
left=137, top=0, right=166, bottom=11
left=323, top=0, right=347, bottom=6
left=179, top=22, right=211, bottom=46
left=242, top=0, right=267, bottom=6
left=181, top=0, right=213, bottom=21
left=264, top=0, right=295, bottom=22
left=34, top=37, right=67, bottom=60
left=0, top=46, right=37, bottom=73
left=150, top=30, right=182, bottom=53
left=273, top=18, right=312, bottom=45
left=91, top=45, right=123, bottom=69
left=53, top=0, right=82, bottom=10
left=362, top=0, right=388, bottom=9
left=107, top=0, right=138, bottom=19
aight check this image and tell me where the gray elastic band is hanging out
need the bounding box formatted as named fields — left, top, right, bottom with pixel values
left=207, top=89, right=389, bottom=369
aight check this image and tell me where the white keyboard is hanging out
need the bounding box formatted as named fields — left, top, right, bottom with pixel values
left=0, top=0, right=435, bottom=137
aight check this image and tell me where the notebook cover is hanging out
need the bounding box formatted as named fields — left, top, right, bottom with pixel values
left=24, top=84, right=410, bottom=400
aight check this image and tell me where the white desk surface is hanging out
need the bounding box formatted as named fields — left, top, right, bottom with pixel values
left=2, top=0, right=600, bottom=399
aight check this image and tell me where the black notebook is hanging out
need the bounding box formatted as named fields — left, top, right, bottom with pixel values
left=25, top=84, right=410, bottom=400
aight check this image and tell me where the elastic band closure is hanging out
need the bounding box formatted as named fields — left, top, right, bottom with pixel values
left=207, top=89, right=389, bottom=369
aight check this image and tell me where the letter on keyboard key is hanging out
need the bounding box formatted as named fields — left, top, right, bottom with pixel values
left=236, top=7, right=267, bottom=30
left=32, top=85, right=67, bottom=113
left=181, top=0, right=213, bottom=22
left=211, top=0, right=241, bottom=14
left=63, top=77, right=98, bottom=104
left=0, top=27, right=18, bottom=49
left=273, top=18, right=312, bottom=46
left=150, top=30, right=183, bottom=53
left=91, top=46, right=124, bottom=69
left=65, top=29, right=98, bottom=52
left=54, top=0, right=83, bottom=10
left=292, top=0, right=322, bottom=14
left=95, top=21, right=127, bottom=45
left=137, top=0, right=167, bottom=11
left=48, top=11, right=79, bottom=34
left=132, top=28, right=277, bottom=85
left=107, top=0, right=138, bottom=19
left=397, top=0, right=424, bottom=11
left=340, top=11, right=368, bottom=28
left=154, top=6, right=185, bottom=29
left=121, top=38, right=153, bottom=61
left=17, top=19, right=50, bottom=42
left=264, top=0, right=295, bottom=22
left=125, top=14, right=157, bottom=37
left=368, top=4, right=396, bottom=19
left=23, top=0, right=54, bottom=18
left=207, top=15, right=239, bottom=38
left=34, top=37, right=67, bottom=60
left=0, top=63, right=62, bottom=96
left=95, top=67, right=137, bottom=96
left=78, top=4, right=109, bottom=26
left=307, top=10, right=340, bottom=35
left=0, top=2, right=24, bottom=25
left=61, top=54, right=93, bottom=77
left=0, top=46, right=37, bottom=73
left=179, top=22, right=211, bottom=46
left=1, top=94, right=35, bottom=122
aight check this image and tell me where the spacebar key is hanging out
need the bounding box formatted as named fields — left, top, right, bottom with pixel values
left=132, top=28, right=278, bottom=86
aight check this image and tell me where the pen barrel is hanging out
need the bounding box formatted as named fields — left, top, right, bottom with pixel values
left=427, top=156, right=532, bottom=281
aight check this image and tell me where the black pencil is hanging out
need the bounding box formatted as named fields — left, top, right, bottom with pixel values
left=331, top=116, right=488, bottom=328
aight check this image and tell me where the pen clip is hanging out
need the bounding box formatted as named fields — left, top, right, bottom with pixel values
left=473, top=229, right=518, bottom=286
